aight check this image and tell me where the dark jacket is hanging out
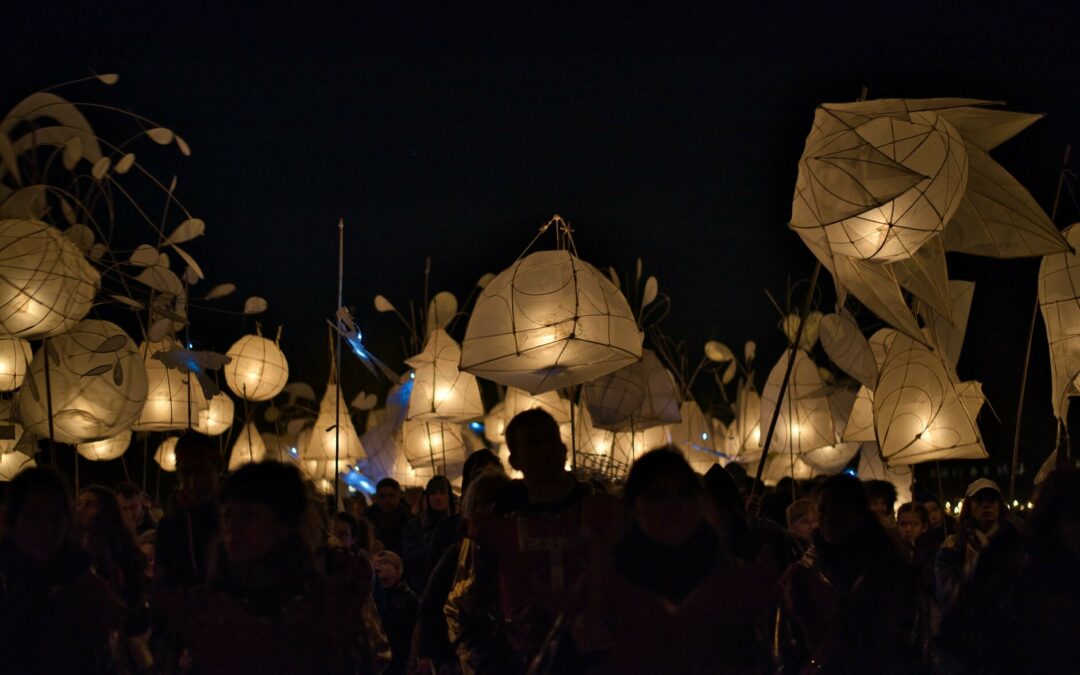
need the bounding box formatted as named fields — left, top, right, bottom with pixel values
left=416, top=541, right=461, bottom=668
left=365, top=502, right=411, bottom=556
left=402, top=509, right=449, bottom=594
left=154, top=497, right=220, bottom=590
left=382, top=581, right=419, bottom=675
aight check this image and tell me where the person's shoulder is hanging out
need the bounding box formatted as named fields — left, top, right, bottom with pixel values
left=491, top=479, right=529, bottom=514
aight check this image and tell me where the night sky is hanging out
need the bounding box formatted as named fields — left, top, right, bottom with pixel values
left=6, top=1, right=1080, bottom=497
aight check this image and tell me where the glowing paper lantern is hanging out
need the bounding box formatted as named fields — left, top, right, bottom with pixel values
left=483, top=403, right=507, bottom=443
left=19, top=320, right=148, bottom=443
left=803, top=385, right=861, bottom=473
left=820, top=312, right=878, bottom=389
left=759, top=350, right=834, bottom=458
left=229, top=422, right=267, bottom=470
left=632, top=350, right=683, bottom=428
left=1039, top=224, right=1080, bottom=418
left=133, top=339, right=208, bottom=431
left=583, top=362, right=646, bottom=430
left=760, top=453, right=816, bottom=486
left=843, top=386, right=876, bottom=442
left=194, top=392, right=235, bottom=436
left=405, top=329, right=483, bottom=422
left=401, top=419, right=466, bottom=475
left=0, top=451, right=35, bottom=481
left=858, top=443, right=912, bottom=506
left=461, top=249, right=643, bottom=393
left=721, top=380, right=763, bottom=462
left=873, top=332, right=986, bottom=464
left=667, top=400, right=718, bottom=473
left=0, top=336, right=32, bottom=392
left=502, top=386, right=571, bottom=424
left=0, top=219, right=100, bottom=338
left=76, top=429, right=131, bottom=461
left=303, top=380, right=365, bottom=461
left=224, top=333, right=289, bottom=402
left=154, top=437, right=179, bottom=472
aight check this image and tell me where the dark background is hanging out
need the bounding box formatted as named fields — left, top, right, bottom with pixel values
left=4, top=1, right=1079, bottom=502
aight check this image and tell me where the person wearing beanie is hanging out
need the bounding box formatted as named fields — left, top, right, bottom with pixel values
left=156, top=461, right=372, bottom=673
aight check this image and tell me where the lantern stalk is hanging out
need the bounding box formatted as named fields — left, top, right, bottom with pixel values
left=335, top=218, right=345, bottom=507
left=42, top=337, right=56, bottom=465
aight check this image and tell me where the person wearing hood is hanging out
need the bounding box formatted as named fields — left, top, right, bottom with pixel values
left=779, top=473, right=924, bottom=675
left=401, top=474, right=457, bottom=595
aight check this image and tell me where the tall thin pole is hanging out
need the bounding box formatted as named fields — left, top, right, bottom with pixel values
left=42, top=338, right=57, bottom=466
left=334, top=218, right=344, bottom=506
left=1010, top=145, right=1071, bottom=502
left=749, top=260, right=822, bottom=517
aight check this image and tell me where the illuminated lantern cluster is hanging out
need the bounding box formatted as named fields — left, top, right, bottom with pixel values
left=134, top=338, right=208, bottom=431
left=0, top=337, right=32, bottom=392
left=76, top=430, right=132, bottom=462
left=0, top=219, right=100, bottom=338
left=405, top=329, right=483, bottom=422
left=224, top=332, right=289, bottom=401
left=19, top=320, right=148, bottom=443
left=154, top=436, right=180, bottom=472
left=462, top=248, right=643, bottom=393
left=194, top=392, right=235, bottom=436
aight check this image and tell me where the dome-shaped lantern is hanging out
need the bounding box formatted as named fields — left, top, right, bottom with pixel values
left=0, top=337, right=33, bottom=392
left=133, top=338, right=208, bottom=431
left=19, top=320, right=148, bottom=443
left=224, top=331, right=289, bottom=402
left=76, top=429, right=132, bottom=462
left=0, top=219, right=100, bottom=338
left=405, top=329, right=483, bottom=422
left=461, top=224, right=643, bottom=393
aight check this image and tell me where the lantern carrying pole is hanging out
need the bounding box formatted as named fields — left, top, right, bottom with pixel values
left=748, top=260, right=822, bottom=518
left=42, top=337, right=57, bottom=466
left=1009, top=144, right=1071, bottom=502
left=334, top=218, right=345, bottom=507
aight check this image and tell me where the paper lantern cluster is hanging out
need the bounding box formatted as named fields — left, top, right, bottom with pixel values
left=19, top=320, right=148, bottom=443
left=461, top=249, right=644, bottom=394
left=0, top=219, right=100, bottom=339
left=224, top=333, right=289, bottom=401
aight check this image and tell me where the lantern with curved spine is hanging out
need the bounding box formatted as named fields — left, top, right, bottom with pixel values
left=224, top=331, right=289, bottom=402
left=0, top=336, right=33, bottom=392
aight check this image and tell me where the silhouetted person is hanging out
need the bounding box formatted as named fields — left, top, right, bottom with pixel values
left=428, top=448, right=502, bottom=567
left=786, top=497, right=818, bottom=552
left=154, top=433, right=222, bottom=589
left=913, top=484, right=956, bottom=545
left=864, top=479, right=898, bottom=527
left=373, top=550, right=417, bottom=675
left=402, top=475, right=456, bottom=594
left=115, top=481, right=156, bottom=535
left=366, top=478, right=411, bottom=555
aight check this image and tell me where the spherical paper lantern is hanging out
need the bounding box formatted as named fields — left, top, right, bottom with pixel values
left=0, top=451, right=36, bottom=481
left=791, top=104, right=968, bottom=262
left=229, top=422, right=267, bottom=470
left=402, top=419, right=466, bottom=475
left=461, top=249, right=643, bottom=393
left=0, top=219, right=100, bottom=338
left=77, top=429, right=132, bottom=462
left=154, top=436, right=180, bottom=472
left=195, top=392, right=235, bottom=436
left=224, top=333, right=289, bottom=401
left=133, top=339, right=208, bottom=431
left=19, top=320, right=148, bottom=443
left=0, top=336, right=33, bottom=392
left=405, top=329, right=484, bottom=422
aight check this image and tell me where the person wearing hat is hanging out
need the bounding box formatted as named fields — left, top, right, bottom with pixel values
left=934, top=478, right=1017, bottom=611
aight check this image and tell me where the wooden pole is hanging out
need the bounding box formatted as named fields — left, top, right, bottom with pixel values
left=334, top=218, right=345, bottom=506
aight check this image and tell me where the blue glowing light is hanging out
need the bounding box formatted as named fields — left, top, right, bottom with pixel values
left=469, top=421, right=484, bottom=432
left=844, top=468, right=858, bottom=477
left=343, top=470, right=377, bottom=495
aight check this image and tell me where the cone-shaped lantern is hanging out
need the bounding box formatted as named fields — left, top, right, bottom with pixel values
left=229, top=421, right=267, bottom=470
left=405, top=329, right=483, bottom=422
left=20, top=320, right=148, bottom=443
left=304, top=378, right=365, bottom=461
left=461, top=241, right=643, bottom=393
left=759, top=350, right=835, bottom=459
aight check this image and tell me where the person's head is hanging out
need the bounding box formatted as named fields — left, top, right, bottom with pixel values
left=624, top=447, right=704, bottom=547
left=114, top=481, right=145, bottom=532
left=3, top=468, right=73, bottom=561
left=333, top=511, right=360, bottom=550
left=1024, top=469, right=1080, bottom=563
left=372, top=550, right=404, bottom=588
left=76, top=484, right=129, bottom=543
left=702, top=464, right=747, bottom=536
left=896, top=502, right=930, bottom=544
left=219, top=461, right=308, bottom=564
left=863, top=480, right=898, bottom=524
left=461, top=466, right=511, bottom=519
left=424, top=475, right=454, bottom=515
left=374, top=478, right=403, bottom=513
left=175, top=433, right=222, bottom=506
left=963, top=478, right=1004, bottom=532
left=461, top=448, right=502, bottom=494
left=786, top=498, right=818, bottom=545
left=913, top=485, right=945, bottom=529
left=816, top=474, right=873, bottom=545
left=505, top=409, right=567, bottom=484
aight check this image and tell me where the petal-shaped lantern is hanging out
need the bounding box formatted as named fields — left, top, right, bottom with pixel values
left=0, top=451, right=35, bottom=481
left=759, top=350, right=835, bottom=458
left=154, top=436, right=180, bottom=472
left=76, top=429, right=132, bottom=461
left=133, top=338, right=208, bottom=431
left=303, top=380, right=365, bottom=461
left=820, top=312, right=878, bottom=389
left=873, top=332, right=986, bottom=464
left=843, top=385, right=877, bottom=442
left=404, top=329, right=483, bottom=422
left=791, top=102, right=969, bottom=262
left=194, top=392, right=235, bottom=436
left=1038, top=224, right=1080, bottom=418
left=20, top=320, right=148, bottom=443
left=229, top=421, right=267, bottom=469
left=0, top=336, right=33, bottom=392
left=224, top=333, right=289, bottom=402
left=0, top=219, right=100, bottom=338
left=461, top=249, right=643, bottom=393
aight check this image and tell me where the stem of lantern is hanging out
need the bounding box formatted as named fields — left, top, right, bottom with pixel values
left=1009, top=144, right=1071, bottom=502
left=42, top=337, right=57, bottom=465
left=748, top=259, right=821, bottom=518
left=334, top=218, right=345, bottom=507
left=935, top=460, right=949, bottom=537
left=569, top=386, right=579, bottom=471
